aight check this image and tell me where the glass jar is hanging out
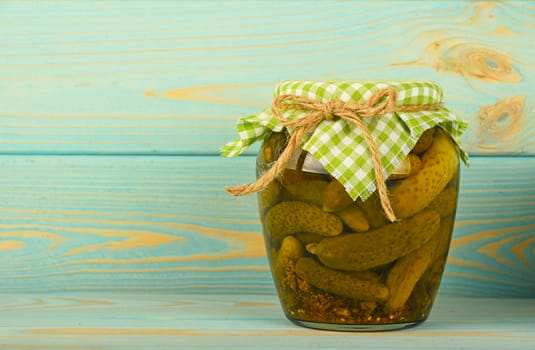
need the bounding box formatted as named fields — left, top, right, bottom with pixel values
left=257, top=127, right=460, bottom=331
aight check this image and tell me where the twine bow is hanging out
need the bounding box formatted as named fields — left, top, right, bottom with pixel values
left=226, top=87, right=442, bottom=222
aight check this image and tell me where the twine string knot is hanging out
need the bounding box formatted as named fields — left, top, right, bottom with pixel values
left=226, top=87, right=442, bottom=222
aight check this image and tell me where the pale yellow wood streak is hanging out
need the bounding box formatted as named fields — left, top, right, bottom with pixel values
left=25, top=328, right=318, bottom=337
left=462, top=186, right=535, bottom=194
left=138, top=221, right=264, bottom=260
left=144, top=90, right=158, bottom=98
left=0, top=231, right=65, bottom=251
left=1, top=220, right=264, bottom=271
left=65, top=228, right=182, bottom=256
left=445, top=270, right=532, bottom=288
left=25, top=328, right=512, bottom=338
left=0, top=186, right=247, bottom=195
left=446, top=255, right=530, bottom=283
left=1, top=121, right=231, bottom=130
left=62, top=283, right=269, bottom=292
left=512, top=236, right=535, bottom=268
left=0, top=208, right=258, bottom=226
left=1, top=213, right=260, bottom=254
left=494, top=25, right=515, bottom=37
left=41, top=298, right=114, bottom=309
left=0, top=224, right=182, bottom=256
left=0, top=112, right=236, bottom=121
left=460, top=201, right=535, bottom=208
left=476, top=234, right=528, bottom=271
left=6, top=266, right=268, bottom=280
left=234, top=301, right=275, bottom=307
left=446, top=256, right=510, bottom=280
left=399, top=331, right=523, bottom=338
left=56, top=223, right=264, bottom=268
left=0, top=344, right=96, bottom=350
left=0, top=297, right=113, bottom=311
left=26, top=328, right=205, bottom=336
left=0, top=113, right=239, bottom=124
left=159, top=83, right=269, bottom=106
left=0, top=139, right=223, bottom=146
left=457, top=210, right=535, bottom=221
left=456, top=216, right=535, bottom=227
left=449, top=221, right=535, bottom=281
left=0, top=240, right=24, bottom=250
left=468, top=1, right=500, bottom=25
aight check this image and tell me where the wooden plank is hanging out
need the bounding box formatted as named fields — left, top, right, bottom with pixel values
left=1, top=1, right=534, bottom=155
left=450, top=157, right=535, bottom=297
left=0, top=155, right=533, bottom=297
left=0, top=293, right=534, bottom=350
left=0, top=155, right=270, bottom=293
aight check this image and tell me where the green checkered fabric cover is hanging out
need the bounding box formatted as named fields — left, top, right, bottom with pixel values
left=221, top=80, right=468, bottom=201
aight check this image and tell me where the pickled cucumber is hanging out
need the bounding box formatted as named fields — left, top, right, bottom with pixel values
left=262, top=131, right=287, bottom=163
left=336, top=203, right=370, bottom=232
left=295, top=257, right=389, bottom=301
left=385, top=238, right=436, bottom=311
left=385, top=213, right=455, bottom=311
left=408, top=154, right=422, bottom=174
left=322, top=179, right=354, bottom=212
left=360, top=192, right=388, bottom=229
left=427, top=186, right=458, bottom=218
left=389, top=129, right=459, bottom=219
left=388, top=154, right=422, bottom=181
left=307, top=210, right=440, bottom=271
left=296, top=232, right=325, bottom=245
left=411, top=128, right=435, bottom=155
left=274, top=235, right=304, bottom=281
left=265, top=201, right=343, bottom=244
left=258, top=179, right=281, bottom=214
left=433, top=214, right=455, bottom=261
left=272, top=235, right=304, bottom=309
left=282, top=169, right=329, bottom=207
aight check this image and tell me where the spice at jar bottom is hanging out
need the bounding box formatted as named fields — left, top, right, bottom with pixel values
left=222, top=80, right=469, bottom=331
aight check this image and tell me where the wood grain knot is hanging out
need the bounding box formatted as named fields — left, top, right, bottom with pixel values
left=455, top=45, right=521, bottom=82
left=393, top=42, right=521, bottom=83
left=477, top=95, right=525, bottom=139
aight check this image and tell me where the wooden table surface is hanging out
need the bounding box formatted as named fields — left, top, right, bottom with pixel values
left=1, top=293, right=534, bottom=350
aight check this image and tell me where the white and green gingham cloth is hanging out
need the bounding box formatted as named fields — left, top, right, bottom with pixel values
left=221, top=80, right=468, bottom=201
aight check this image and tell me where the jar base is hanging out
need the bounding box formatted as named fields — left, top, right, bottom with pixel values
left=289, top=318, right=424, bottom=332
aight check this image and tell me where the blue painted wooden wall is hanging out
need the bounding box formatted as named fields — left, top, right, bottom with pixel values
left=1, top=0, right=534, bottom=298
